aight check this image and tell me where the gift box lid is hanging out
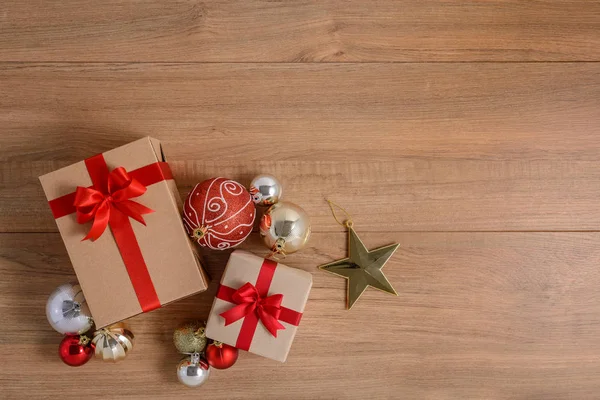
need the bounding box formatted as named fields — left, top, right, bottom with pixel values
left=39, top=137, right=208, bottom=328
left=206, top=250, right=312, bottom=362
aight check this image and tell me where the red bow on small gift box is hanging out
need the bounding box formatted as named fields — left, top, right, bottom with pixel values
left=216, top=258, right=303, bottom=351
left=220, top=282, right=286, bottom=337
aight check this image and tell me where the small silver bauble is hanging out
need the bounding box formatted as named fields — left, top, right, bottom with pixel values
left=46, top=283, right=93, bottom=335
left=249, top=174, right=282, bottom=206
left=260, top=201, right=311, bottom=255
left=177, top=353, right=211, bottom=388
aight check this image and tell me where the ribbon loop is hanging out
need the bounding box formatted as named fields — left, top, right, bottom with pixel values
left=74, top=166, right=154, bottom=241
left=220, top=282, right=286, bottom=338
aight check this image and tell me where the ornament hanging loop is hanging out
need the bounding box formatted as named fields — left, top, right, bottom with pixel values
left=265, top=238, right=287, bottom=261
left=190, top=352, right=201, bottom=365
left=194, top=326, right=205, bottom=338
left=325, top=199, right=354, bottom=229
left=268, top=253, right=286, bottom=261
left=78, top=335, right=91, bottom=346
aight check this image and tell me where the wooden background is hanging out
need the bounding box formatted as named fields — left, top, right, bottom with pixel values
left=1, top=1, right=599, bottom=399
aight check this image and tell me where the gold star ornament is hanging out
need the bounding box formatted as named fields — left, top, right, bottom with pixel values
left=319, top=224, right=399, bottom=309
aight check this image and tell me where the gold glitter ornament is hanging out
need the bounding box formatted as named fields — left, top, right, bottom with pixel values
left=173, top=321, right=207, bottom=354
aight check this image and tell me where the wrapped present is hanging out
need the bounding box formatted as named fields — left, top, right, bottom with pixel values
left=205, top=250, right=312, bottom=362
left=39, top=137, right=208, bottom=328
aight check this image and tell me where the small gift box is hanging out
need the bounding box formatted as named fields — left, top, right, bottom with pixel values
left=205, top=250, right=312, bottom=362
left=39, top=137, right=208, bottom=328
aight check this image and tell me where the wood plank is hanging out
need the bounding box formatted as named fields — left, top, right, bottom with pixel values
left=4, top=159, right=600, bottom=233
left=1, top=1, right=599, bottom=62
left=2, top=231, right=600, bottom=399
left=1, top=63, right=599, bottom=232
left=1, top=63, right=598, bottom=163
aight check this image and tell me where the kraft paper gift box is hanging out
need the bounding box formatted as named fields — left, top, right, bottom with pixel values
left=39, top=137, right=208, bottom=328
left=205, top=250, right=312, bottom=362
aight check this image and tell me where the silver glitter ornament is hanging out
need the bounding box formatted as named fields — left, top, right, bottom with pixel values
left=177, top=353, right=211, bottom=388
left=249, top=174, right=283, bottom=206
left=46, top=283, right=93, bottom=335
left=260, top=201, right=311, bottom=255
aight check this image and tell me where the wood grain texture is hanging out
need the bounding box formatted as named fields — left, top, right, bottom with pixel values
left=1, top=63, right=599, bottom=232
left=1, top=63, right=598, bottom=163
left=2, top=232, right=600, bottom=399
left=2, top=0, right=600, bottom=398
left=1, top=1, right=599, bottom=62
left=4, top=159, right=600, bottom=233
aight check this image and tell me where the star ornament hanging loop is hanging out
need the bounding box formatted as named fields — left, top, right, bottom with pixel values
left=318, top=200, right=399, bottom=310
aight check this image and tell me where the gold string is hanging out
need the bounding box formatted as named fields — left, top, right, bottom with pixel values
left=267, top=239, right=287, bottom=261
left=266, top=249, right=286, bottom=261
left=325, top=199, right=354, bottom=229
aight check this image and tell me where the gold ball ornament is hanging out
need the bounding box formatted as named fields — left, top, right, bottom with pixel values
left=173, top=321, right=207, bottom=354
left=260, top=201, right=311, bottom=255
left=92, top=323, right=134, bottom=362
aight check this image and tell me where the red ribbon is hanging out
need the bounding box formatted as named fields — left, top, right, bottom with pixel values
left=47, top=154, right=173, bottom=313
left=74, top=166, right=154, bottom=241
left=216, top=259, right=303, bottom=351
left=220, top=282, right=286, bottom=337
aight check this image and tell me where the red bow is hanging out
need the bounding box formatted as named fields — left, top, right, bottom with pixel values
left=220, top=282, right=286, bottom=337
left=74, top=167, right=154, bottom=241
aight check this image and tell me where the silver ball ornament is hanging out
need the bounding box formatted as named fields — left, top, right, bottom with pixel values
left=177, top=354, right=211, bottom=388
left=260, top=201, right=311, bottom=255
left=249, top=174, right=282, bottom=206
left=46, top=283, right=93, bottom=335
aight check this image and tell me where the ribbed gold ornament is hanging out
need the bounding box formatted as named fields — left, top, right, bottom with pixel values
left=92, top=322, right=134, bottom=362
left=173, top=321, right=207, bottom=354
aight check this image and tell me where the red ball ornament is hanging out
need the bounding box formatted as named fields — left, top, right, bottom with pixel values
left=183, top=177, right=256, bottom=250
left=205, top=342, right=239, bottom=369
left=59, top=335, right=94, bottom=367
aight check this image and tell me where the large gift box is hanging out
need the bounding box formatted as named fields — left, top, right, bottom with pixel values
left=39, top=137, right=208, bottom=328
left=205, top=250, right=312, bottom=362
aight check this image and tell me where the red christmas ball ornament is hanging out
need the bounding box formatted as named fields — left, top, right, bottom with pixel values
left=59, top=335, right=94, bottom=367
left=183, top=177, right=256, bottom=250
left=205, top=341, right=239, bottom=369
